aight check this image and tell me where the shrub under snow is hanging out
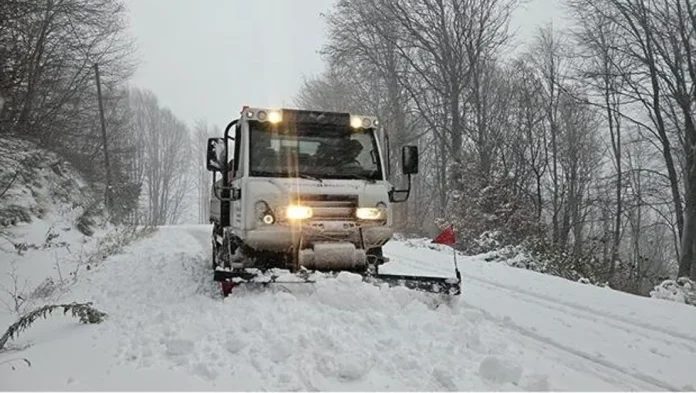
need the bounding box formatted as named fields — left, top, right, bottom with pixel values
left=650, top=277, right=696, bottom=306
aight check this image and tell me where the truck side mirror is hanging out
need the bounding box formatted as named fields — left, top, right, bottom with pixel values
left=206, top=137, right=226, bottom=172
left=402, top=145, right=418, bottom=175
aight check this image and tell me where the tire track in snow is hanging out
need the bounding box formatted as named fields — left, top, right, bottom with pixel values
left=456, top=298, right=680, bottom=392
left=464, top=274, right=696, bottom=353
left=385, top=251, right=684, bottom=392
left=467, top=273, right=696, bottom=345
left=387, top=250, right=696, bottom=348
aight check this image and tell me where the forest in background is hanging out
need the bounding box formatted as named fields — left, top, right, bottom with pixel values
left=294, top=0, right=696, bottom=295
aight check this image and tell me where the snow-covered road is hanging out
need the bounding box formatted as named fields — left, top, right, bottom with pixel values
left=382, top=242, right=696, bottom=391
left=1, top=225, right=695, bottom=391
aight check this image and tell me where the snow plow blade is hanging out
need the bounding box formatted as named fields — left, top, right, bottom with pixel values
left=214, top=268, right=461, bottom=296
left=364, top=273, right=461, bottom=296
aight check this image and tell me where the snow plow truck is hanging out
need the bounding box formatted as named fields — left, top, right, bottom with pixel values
left=206, top=106, right=461, bottom=297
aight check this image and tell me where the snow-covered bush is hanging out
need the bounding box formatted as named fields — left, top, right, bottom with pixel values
left=446, top=166, right=544, bottom=255
left=476, top=236, right=614, bottom=289
left=650, top=277, right=696, bottom=306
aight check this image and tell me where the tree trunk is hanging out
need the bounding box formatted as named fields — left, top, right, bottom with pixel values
left=679, top=114, right=696, bottom=279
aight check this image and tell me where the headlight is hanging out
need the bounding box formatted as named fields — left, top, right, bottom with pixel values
left=286, top=205, right=313, bottom=220
left=356, top=207, right=384, bottom=220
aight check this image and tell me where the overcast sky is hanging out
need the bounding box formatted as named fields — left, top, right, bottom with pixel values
left=123, top=0, right=566, bottom=130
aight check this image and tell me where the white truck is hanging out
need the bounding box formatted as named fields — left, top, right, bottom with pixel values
left=206, top=106, right=460, bottom=296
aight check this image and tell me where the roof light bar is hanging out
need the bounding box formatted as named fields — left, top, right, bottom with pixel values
left=241, top=107, right=282, bottom=123
left=350, top=114, right=379, bottom=129
left=240, top=108, right=378, bottom=128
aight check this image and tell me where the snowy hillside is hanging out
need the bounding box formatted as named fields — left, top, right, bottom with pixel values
left=1, top=225, right=695, bottom=391
left=0, top=136, right=122, bottom=307
left=0, top=137, right=99, bottom=230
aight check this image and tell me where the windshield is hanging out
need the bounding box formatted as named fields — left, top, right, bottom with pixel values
left=248, top=122, right=383, bottom=181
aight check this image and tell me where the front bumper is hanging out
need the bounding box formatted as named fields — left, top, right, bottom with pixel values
left=243, top=220, right=393, bottom=251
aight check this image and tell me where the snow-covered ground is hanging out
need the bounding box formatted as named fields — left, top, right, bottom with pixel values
left=1, top=225, right=696, bottom=391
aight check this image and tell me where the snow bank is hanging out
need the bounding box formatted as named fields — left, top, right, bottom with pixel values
left=650, top=277, right=696, bottom=306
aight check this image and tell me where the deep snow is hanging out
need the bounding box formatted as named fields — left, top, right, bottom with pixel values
left=1, top=225, right=696, bottom=391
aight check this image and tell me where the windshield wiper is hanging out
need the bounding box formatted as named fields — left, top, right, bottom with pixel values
left=298, top=173, right=323, bottom=183
left=251, top=170, right=285, bottom=177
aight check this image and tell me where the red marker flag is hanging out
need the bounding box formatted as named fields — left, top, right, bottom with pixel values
left=432, top=224, right=461, bottom=284
left=432, top=225, right=456, bottom=246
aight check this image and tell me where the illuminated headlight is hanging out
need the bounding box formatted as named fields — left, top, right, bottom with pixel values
left=350, top=116, right=362, bottom=128
left=356, top=207, right=384, bottom=220
left=268, top=110, right=282, bottom=123
left=286, top=205, right=313, bottom=220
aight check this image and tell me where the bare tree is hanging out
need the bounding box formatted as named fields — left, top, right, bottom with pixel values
left=570, top=3, right=628, bottom=283
left=128, top=88, right=192, bottom=226
left=567, top=0, right=696, bottom=280
left=507, top=57, right=548, bottom=220
left=529, top=25, right=571, bottom=245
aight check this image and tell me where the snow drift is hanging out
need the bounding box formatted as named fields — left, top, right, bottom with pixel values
left=650, top=277, right=696, bottom=306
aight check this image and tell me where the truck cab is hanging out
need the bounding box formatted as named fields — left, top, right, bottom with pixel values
left=206, top=107, right=418, bottom=275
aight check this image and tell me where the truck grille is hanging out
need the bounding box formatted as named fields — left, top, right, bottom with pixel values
left=298, top=194, right=358, bottom=221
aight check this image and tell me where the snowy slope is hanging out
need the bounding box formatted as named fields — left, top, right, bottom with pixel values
left=1, top=225, right=695, bottom=391
left=0, top=137, right=105, bottom=322
left=0, top=136, right=117, bottom=316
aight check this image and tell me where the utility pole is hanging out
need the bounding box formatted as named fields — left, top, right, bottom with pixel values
left=94, top=63, right=112, bottom=210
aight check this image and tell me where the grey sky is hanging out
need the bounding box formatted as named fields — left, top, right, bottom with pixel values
left=123, top=0, right=565, bottom=130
